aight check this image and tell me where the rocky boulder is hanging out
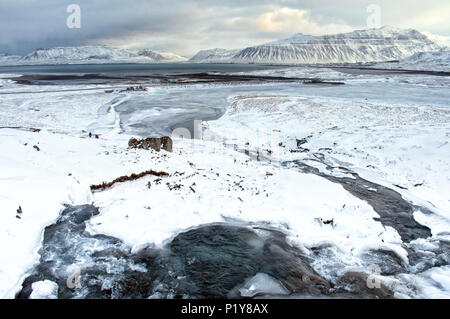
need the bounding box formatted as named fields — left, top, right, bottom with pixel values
left=128, top=137, right=173, bottom=152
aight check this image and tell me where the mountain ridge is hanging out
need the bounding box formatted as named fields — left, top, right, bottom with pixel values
left=190, top=26, right=444, bottom=64
left=0, top=45, right=187, bottom=65
left=0, top=27, right=446, bottom=66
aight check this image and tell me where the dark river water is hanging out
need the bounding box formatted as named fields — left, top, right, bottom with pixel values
left=17, top=203, right=448, bottom=299
left=0, top=63, right=288, bottom=76
left=15, top=205, right=402, bottom=299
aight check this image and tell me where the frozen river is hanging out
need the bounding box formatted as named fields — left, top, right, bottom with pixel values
left=116, top=76, right=450, bottom=137
left=1, top=64, right=449, bottom=299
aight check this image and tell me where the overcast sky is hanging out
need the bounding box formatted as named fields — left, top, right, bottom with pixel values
left=0, top=0, right=449, bottom=57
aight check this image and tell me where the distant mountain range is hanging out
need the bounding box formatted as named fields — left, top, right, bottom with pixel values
left=190, top=26, right=445, bottom=64
left=0, top=26, right=447, bottom=66
left=0, top=46, right=187, bottom=65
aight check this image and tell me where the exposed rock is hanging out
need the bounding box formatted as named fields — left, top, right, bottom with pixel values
left=16, top=206, right=23, bottom=219
left=128, top=137, right=173, bottom=152
left=335, top=270, right=394, bottom=299
left=296, top=138, right=308, bottom=148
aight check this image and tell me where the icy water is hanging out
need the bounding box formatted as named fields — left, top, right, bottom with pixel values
left=116, top=78, right=450, bottom=138
left=17, top=205, right=403, bottom=299
left=283, top=160, right=432, bottom=242
left=0, top=63, right=287, bottom=76
left=18, top=203, right=448, bottom=298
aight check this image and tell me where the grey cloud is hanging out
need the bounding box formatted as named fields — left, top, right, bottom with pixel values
left=0, top=0, right=448, bottom=57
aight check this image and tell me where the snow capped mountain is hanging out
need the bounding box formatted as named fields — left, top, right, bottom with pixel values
left=0, top=27, right=445, bottom=66
left=21, top=46, right=140, bottom=63
left=266, top=33, right=315, bottom=45
left=0, top=46, right=187, bottom=65
left=0, top=53, right=22, bottom=64
left=422, top=32, right=450, bottom=48
left=189, top=48, right=241, bottom=63
left=190, top=26, right=444, bottom=64
left=134, top=49, right=187, bottom=62
left=151, top=51, right=187, bottom=62
left=134, top=49, right=166, bottom=61
left=402, top=49, right=450, bottom=65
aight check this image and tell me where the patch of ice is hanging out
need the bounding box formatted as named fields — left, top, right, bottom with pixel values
left=29, top=280, right=58, bottom=299
left=238, top=273, right=289, bottom=297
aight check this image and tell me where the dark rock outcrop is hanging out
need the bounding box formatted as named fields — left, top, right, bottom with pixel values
left=128, top=137, right=173, bottom=152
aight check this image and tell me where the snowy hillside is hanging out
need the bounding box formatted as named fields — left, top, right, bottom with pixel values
left=399, top=50, right=450, bottom=71
left=189, top=48, right=241, bottom=63
left=134, top=49, right=187, bottom=62
left=154, top=51, right=187, bottom=62
left=422, top=32, right=450, bottom=48
left=0, top=46, right=187, bottom=65
left=267, top=33, right=315, bottom=45
left=0, top=54, right=22, bottom=64
left=20, top=46, right=140, bottom=64
left=403, top=50, right=450, bottom=65
left=190, top=26, right=443, bottom=64
left=376, top=49, right=450, bottom=72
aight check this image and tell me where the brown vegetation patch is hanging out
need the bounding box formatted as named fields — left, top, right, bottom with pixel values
left=0, top=126, right=41, bottom=132
left=90, top=169, right=169, bottom=192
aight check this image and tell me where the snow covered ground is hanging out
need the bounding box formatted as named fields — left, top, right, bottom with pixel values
left=0, top=66, right=449, bottom=298
left=205, top=88, right=450, bottom=232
